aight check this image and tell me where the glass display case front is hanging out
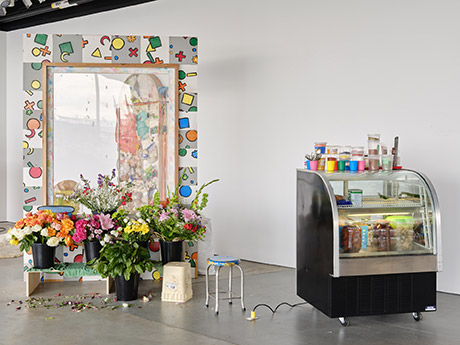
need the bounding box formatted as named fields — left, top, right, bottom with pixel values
left=326, top=170, right=438, bottom=260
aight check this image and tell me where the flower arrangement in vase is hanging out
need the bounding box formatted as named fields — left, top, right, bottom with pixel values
left=72, top=213, right=118, bottom=263
left=6, top=209, right=75, bottom=251
left=89, top=210, right=153, bottom=301
left=70, top=169, right=133, bottom=214
left=137, top=175, right=218, bottom=264
left=6, top=210, right=75, bottom=268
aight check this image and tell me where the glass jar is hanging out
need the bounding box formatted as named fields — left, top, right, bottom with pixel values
left=340, top=223, right=362, bottom=253
left=372, top=220, right=391, bottom=251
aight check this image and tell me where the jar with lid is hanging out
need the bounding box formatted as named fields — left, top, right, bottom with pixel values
left=372, top=219, right=391, bottom=251
left=340, top=222, right=362, bottom=253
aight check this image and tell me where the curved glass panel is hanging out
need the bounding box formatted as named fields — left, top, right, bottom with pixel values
left=325, top=170, right=437, bottom=258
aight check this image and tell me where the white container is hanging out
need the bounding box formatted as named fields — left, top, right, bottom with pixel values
left=348, top=189, right=363, bottom=207
left=161, top=262, right=193, bottom=303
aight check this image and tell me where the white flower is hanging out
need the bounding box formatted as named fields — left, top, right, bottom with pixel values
left=5, top=232, right=13, bottom=241
left=46, top=237, right=60, bottom=247
left=103, top=234, right=111, bottom=243
left=100, top=240, right=106, bottom=246
left=136, top=212, right=141, bottom=217
left=23, top=226, right=33, bottom=235
left=15, top=230, right=25, bottom=240
left=110, top=230, right=118, bottom=236
left=124, top=218, right=129, bottom=223
left=40, top=228, right=49, bottom=237
left=32, top=225, right=42, bottom=232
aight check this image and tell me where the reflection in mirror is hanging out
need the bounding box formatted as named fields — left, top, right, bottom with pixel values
left=44, top=63, right=179, bottom=212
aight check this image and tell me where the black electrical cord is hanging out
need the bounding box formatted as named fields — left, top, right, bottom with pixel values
left=251, top=301, right=307, bottom=316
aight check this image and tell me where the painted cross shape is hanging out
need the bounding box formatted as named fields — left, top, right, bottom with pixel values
left=129, top=47, right=138, bottom=57
left=40, top=46, right=51, bottom=56
left=175, top=51, right=186, bottom=62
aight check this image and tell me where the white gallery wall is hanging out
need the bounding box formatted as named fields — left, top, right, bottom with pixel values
left=0, top=31, right=6, bottom=221
left=3, top=0, right=460, bottom=293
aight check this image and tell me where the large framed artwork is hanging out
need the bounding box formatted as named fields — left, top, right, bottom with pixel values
left=42, top=63, right=179, bottom=211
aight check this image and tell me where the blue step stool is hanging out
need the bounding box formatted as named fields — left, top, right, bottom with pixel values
left=205, top=255, right=246, bottom=314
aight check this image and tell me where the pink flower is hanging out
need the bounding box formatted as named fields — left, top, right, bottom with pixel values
left=90, top=218, right=100, bottom=229
left=181, top=209, right=197, bottom=222
left=159, top=211, right=170, bottom=222
left=99, top=213, right=114, bottom=231
left=72, top=227, right=87, bottom=243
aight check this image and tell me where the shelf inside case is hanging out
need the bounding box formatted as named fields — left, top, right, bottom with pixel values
left=337, top=197, right=423, bottom=209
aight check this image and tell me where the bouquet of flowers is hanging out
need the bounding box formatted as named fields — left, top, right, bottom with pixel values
left=72, top=213, right=118, bottom=245
left=6, top=210, right=75, bottom=252
left=106, top=210, right=152, bottom=244
left=70, top=169, right=133, bottom=214
left=138, top=176, right=218, bottom=242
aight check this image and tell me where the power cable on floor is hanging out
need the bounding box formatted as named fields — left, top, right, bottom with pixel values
left=247, top=301, right=308, bottom=320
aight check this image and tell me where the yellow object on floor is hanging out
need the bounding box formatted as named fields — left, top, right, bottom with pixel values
left=161, top=262, right=193, bottom=303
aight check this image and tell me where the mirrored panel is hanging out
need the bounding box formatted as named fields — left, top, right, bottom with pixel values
left=43, top=63, right=179, bottom=211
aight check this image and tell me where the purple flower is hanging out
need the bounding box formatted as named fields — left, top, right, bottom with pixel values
left=159, top=211, right=170, bottom=222
left=99, top=213, right=115, bottom=230
left=182, top=209, right=197, bottom=222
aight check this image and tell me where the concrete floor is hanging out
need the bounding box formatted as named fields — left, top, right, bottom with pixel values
left=0, top=257, right=459, bottom=345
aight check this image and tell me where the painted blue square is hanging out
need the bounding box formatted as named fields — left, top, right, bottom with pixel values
left=179, top=117, right=190, bottom=129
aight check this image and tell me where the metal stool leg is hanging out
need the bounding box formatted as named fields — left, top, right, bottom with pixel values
left=236, top=264, right=246, bottom=311
left=228, top=265, right=233, bottom=304
left=205, top=264, right=211, bottom=307
left=215, top=266, right=221, bottom=314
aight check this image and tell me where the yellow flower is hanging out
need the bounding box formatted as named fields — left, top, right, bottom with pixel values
left=138, top=223, right=149, bottom=234
left=10, top=238, right=19, bottom=246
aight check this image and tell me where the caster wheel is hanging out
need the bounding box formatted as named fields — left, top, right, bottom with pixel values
left=205, top=304, right=209, bottom=308
left=242, top=307, right=246, bottom=311
left=229, top=301, right=233, bottom=304
left=339, top=317, right=350, bottom=327
left=412, top=312, right=423, bottom=321
left=215, top=311, right=219, bottom=315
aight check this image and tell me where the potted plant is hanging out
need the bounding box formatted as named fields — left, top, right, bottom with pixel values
left=6, top=210, right=75, bottom=268
left=138, top=176, right=218, bottom=265
left=70, top=169, right=133, bottom=214
left=72, top=213, right=118, bottom=263
left=89, top=212, right=153, bottom=301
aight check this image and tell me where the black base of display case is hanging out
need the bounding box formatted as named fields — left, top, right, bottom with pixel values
left=297, top=271, right=437, bottom=318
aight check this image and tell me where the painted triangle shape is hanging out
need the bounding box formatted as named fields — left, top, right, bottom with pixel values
left=91, top=48, right=102, bottom=58
left=146, top=43, right=156, bottom=53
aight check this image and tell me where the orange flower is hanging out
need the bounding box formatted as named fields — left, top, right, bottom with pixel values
left=15, top=219, right=25, bottom=229
left=25, top=212, right=33, bottom=218
left=61, top=218, right=74, bottom=232
left=48, top=228, right=56, bottom=237
left=55, top=228, right=65, bottom=238
left=65, top=235, right=74, bottom=247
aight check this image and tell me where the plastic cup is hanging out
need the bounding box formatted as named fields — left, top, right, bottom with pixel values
left=326, top=160, right=336, bottom=171
left=350, top=160, right=358, bottom=171
left=357, top=160, right=365, bottom=171
left=368, top=155, right=379, bottom=172
left=381, top=155, right=393, bottom=171
left=306, top=160, right=311, bottom=170
left=309, top=160, right=318, bottom=171
left=338, top=160, right=346, bottom=171
left=352, top=146, right=364, bottom=157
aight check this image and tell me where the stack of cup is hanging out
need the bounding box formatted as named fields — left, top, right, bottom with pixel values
left=367, top=134, right=380, bottom=172
left=351, top=146, right=365, bottom=172
left=326, top=145, right=339, bottom=172
left=339, top=146, right=351, bottom=171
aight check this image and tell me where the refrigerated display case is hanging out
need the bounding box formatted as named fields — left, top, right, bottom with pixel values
left=296, top=169, right=441, bottom=326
